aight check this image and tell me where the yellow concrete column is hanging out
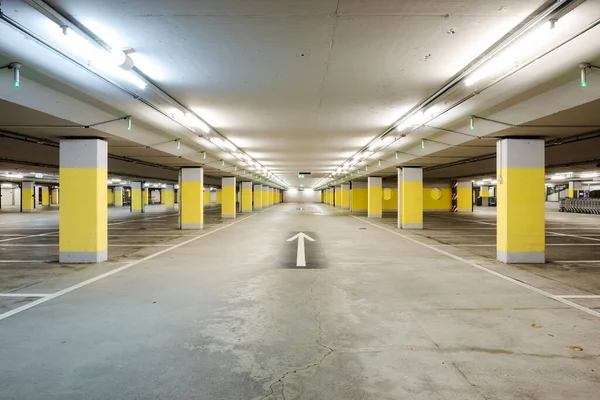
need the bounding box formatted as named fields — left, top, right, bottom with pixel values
left=51, top=187, right=59, bottom=205
left=114, top=186, right=124, bottom=207
left=180, top=167, right=204, bottom=229
left=262, top=186, right=269, bottom=207
left=144, top=187, right=149, bottom=205
left=480, top=185, right=489, bottom=206
left=164, top=184, right=175, bottom=209
left=254, top=184, right=263, bottom=210
left=41, top=186, right=50, bottom=207
left=497, top=138, right=545, bottom=264
left=400, top=167, right=423, bottom=229
left=568, top=181, right=582, bottom=198
left=107, top=189, right=114, bottom=206
left=131, top=182, right=143, bottom=213
left=216, top=189, right=222, bottom=204
left=241, top=182, right=253, bottom=213
left=160, top=189, right=165, bottom=205
left=335, top=186, right=341, bottom=208
left=340, top=184, right=350, bottom=209
left=351, top=182, right=367, bottom=213
left=59, top=139, right=108, bottom=263
left=21, top=181, right=36, bottom=213
left=457, top=181, right=473, bottom=212
left=368, top=177, right=382, bottom=218
left=222, top=177, right=236, bottom=218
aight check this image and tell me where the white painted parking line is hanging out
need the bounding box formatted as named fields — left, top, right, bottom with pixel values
left=0, top=214, right=178, bottom=245
left=0, top=260, right=53, bottom=263
left=0, top=214, right=256, bottom=322
left=558, top=260, right=600, bottom=263
left=428, top=215, right=497, bottom=226
left=353, top=216, right=600, bottom=319
left=555, top=295, right=600, bottom=299
left=547, top=231, right=600, bottom=242
left=0, top=293, right=49, bottom=298
left=0, top=231, right=58, bottom=244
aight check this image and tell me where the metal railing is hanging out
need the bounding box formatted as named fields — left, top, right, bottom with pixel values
left=560, top=198, right=600, bottom=214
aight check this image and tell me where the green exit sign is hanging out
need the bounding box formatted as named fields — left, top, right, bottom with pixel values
left=298, top=174, right=305, bottom=179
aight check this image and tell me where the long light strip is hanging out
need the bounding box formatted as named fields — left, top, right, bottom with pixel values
left=314, top=0, right=583, bottom=190
left=15, top=0, right=288, bottom=189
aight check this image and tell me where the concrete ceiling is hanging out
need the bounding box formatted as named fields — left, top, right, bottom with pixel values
left=1, top=0, right=600, bottom=189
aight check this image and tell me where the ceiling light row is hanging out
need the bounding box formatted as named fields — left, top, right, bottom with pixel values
left=13, top=0, right=288, bottom=190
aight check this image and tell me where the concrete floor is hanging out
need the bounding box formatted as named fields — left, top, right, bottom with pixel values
left=0, top=203, right=599, bottom=399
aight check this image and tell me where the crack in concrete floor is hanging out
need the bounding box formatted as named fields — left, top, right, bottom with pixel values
left=260, top=271, right=336, bottom=400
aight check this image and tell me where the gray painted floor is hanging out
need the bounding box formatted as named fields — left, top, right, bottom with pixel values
left=0, top=203, right=599, bottom=399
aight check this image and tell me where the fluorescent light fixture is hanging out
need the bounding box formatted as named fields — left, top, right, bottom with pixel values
left=1, top=183, right=14, bottom=188
left=551, top=174, right=566, bottom=180
left=211, top=137, right=224, bottom=147
left=580, top=172, right=598, bottom=178
left=465, top=20, right=555, bottom=87
left=223, top=141, right=237, bottom=152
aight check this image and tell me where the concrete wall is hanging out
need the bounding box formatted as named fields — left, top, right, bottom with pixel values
left=1, top=188, right=20, bottom=207
left=284, top=189, right=320, bottom=203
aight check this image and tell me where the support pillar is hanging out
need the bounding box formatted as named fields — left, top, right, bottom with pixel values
left=21, top=181, right=36, bottom=213
left=262, top=186, right=269, bottom=207
left=107, top=188, right=114, bottom=206
left=160, top=189, right=165, bottom=205
left=59, top=139, right=108, bottom=263
left=41, top=186, right=50, bottom=207
left=216, top=189, right=222, bottom=204
left=51, top=187, right=59, bottom=205
left=497, top=138, right=545, bottom=264
left=569, top=181, right=582, bottom=198
left=480, top=186, right=489, bottom=206
left=222, top=177, right=236, bottom=219
left=143, top=187, right=149, bottom=208
left=457, top=181, right=473, bottom=213
left=254, top=184, right=263, bottom=210
left=400, top=167, right=423, bottom=229
left=114, top=186, right=124, bottom=207
left=341, top=184, right=350, bottom=209
left=241, top=182, right=253, bottom=213
left=368, top=177, right=382, bottom=218
left=164, top=184, right=175, bottom=209
left=351, top=182, right=367, bottom=213
left=180, top=167, right=204, bottom=229
left=131, top=182, right=143, bottom=213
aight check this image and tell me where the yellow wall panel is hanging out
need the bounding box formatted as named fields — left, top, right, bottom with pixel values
left=422, top=188, right=452, bottom=211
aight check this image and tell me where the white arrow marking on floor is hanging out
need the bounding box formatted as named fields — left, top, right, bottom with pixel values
left=287, top=232, right=315, bottom=267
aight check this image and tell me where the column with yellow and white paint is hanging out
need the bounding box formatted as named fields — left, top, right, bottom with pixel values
left=59, top=139, right=108, bottom=263
left=497, top=138, right=545, bottom=264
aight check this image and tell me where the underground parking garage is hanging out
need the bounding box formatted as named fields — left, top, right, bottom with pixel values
left=1, top=0, right=600, bottom=399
